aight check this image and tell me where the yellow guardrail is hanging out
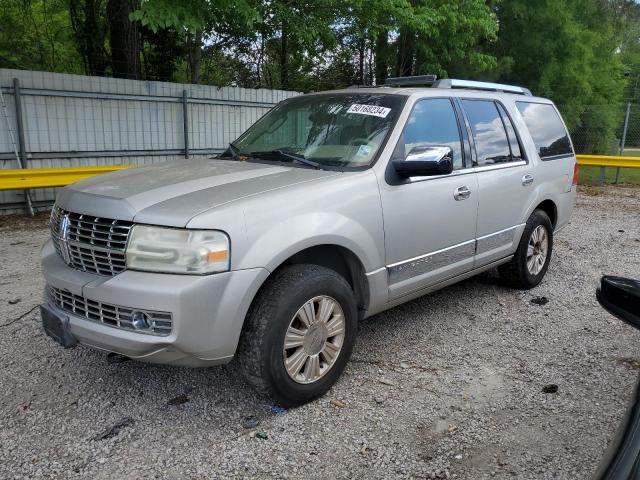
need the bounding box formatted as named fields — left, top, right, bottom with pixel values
left=0, top=154, right=638, bottom=192
left=576, top=154, right=640, bottom=169
left=0, top=165, right=132, bottom=190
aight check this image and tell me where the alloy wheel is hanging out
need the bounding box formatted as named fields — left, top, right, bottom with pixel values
left=527, top=225, right=549, bottom=275
left=283, top=295, right=346, bottom=384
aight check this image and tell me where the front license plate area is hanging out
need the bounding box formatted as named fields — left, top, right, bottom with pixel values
left=41, top=304, right=77, bottom=349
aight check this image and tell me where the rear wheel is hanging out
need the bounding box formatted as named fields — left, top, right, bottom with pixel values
left=236, top=264, right=357, bottom=407
left=499, top=209, right=553, bottom=289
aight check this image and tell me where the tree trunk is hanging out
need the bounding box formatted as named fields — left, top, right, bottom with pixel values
left=187, top=31, right=202, bottom=84
left=358, top=39, right=365, bottom=85
left=367, top=40, right=374, bottom=86
left=280, top=21, right=289, bottom=89
left=107, top=0, right=140, bottom=79
left=69, top=0, right=108, bottom=76
left=256, top=29, right=265, bottom=87
left=395, top=27, right=414, bottom=77
left=375, top=30, right=388, bottom=85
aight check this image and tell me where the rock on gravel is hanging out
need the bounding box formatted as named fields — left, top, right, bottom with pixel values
left=0, top=186, right=639, bottom=479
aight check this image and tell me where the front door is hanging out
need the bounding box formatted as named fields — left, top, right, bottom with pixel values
left=377, top=98, right=479, bottom=300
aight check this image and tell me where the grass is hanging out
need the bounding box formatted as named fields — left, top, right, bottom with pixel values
left=578, top=165, right=640, bottom=185
left=622, top=148, right=640, bottom=157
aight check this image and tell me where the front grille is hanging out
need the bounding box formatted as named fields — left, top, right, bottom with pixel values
left=50, top=206, right=133, bottom=276
left=48, top=286, right=173, bottom=336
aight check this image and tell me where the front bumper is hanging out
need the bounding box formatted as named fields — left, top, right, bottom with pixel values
left=41, top=240, right=269, bottom=366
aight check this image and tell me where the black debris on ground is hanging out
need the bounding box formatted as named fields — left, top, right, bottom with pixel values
left=531, top=296, right=549, bottom=306
left=92, top=417, right=135, bottom=441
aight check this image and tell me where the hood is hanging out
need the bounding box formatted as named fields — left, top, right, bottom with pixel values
left=57, top=158, right=339, bottom=227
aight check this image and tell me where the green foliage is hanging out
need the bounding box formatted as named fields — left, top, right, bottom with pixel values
left=1, top=0, right=638, bottom=156
left=491, top=0, right=629, bottom=153
left=130, top=0, right=259, bottom=33
left=0, top=0, right=83, bottom=72
left=410, top=0, right=498, bottom=78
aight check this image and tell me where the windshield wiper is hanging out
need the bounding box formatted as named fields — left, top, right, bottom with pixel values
left=250, top=150, right=326, bottom=170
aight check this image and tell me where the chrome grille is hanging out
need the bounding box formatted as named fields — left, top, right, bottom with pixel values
left=50, top=206, right=133, bottom=276
left=48, top=286, right=173, bottom=336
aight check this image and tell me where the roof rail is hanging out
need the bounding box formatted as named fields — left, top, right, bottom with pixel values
left=434, top=79, right=532, bottom=96
left=384, top=75, right=438, bottom=87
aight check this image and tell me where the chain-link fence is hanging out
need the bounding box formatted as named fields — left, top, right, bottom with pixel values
left=566, top=103, right=640, bottom=185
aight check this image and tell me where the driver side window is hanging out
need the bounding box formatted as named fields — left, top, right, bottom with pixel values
left=401, top=98, right=464, bottom=170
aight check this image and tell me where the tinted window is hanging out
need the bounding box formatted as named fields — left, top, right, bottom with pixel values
left=401, top=98, right=463, bottom=169
left=516, top=102, right=573, bottom=159
left=461, top=100, right=511, bottom=166
left=496, top=103, right=522, bottom=159
left=231, top=93, right=405, bottom=168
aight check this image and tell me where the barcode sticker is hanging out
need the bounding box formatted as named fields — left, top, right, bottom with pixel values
left=347, top=104, right=391, bottom=118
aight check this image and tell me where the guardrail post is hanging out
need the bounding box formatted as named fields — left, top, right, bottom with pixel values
left=182, top=89, right=189, bottom=159
left=616, top=102, right=631, bottom=184
left=12, top=78, right=34, bottom=216
left=598, top=166, right=605, bottom=186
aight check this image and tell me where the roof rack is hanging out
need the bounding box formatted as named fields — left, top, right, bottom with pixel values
left=381, top=75, right=532, bottom=96
left=434, top=79, right=532, bottom=96
left=384, top=75, right=438, bottom=87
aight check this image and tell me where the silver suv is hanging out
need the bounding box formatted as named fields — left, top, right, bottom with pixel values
left=41, top=78, right=577, bottom=406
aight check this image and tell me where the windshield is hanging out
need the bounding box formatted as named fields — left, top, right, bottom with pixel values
left=228, top=93, right=406, bottom=168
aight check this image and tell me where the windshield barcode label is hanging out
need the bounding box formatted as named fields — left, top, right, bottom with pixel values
left=347, top=104, right=391, bottom=118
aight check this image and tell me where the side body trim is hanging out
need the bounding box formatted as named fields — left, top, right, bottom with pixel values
left=386, top=224, right=524, bottom=286
left=387, top=239, right=475, bottom=284
left=365, top=256, right=514, bottom=317
left=476, top=224, right=524, bottom=255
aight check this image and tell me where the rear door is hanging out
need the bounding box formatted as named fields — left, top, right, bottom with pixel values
left=459, top=98, right=535, bottom=267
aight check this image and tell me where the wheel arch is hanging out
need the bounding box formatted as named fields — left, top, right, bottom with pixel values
left=534, top=199, right=558, bottom=229
left=252, top=244, right=371, bottom=319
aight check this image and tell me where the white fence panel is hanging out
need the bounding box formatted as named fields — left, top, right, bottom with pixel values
left=0, top=69, right=299, bottom=213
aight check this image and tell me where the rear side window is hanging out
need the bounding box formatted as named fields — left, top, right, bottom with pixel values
left=461, top=100, right=511, bottom=166
left=496, top=103, right=522, bottom=160
left=516, top=102, right=573, bottom=159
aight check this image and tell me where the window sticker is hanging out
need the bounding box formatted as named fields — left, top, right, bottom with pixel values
left=347, top=104, right=391, bottom=118
left=356, top=145, right=372, bottom=156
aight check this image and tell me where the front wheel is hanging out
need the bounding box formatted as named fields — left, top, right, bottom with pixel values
left=236, top=264, right=358, bottom=407
left=499, top=209, right=554, bottom=289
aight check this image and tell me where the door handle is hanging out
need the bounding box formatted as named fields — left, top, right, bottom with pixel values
left=522, top=174, right=534, bottom=186
left=454, top=186, right=471, bottom=201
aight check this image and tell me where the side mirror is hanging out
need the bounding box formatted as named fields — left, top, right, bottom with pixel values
left=392, top=146, right=454, bottom=177
left=597, top=276, right=640, bottom=330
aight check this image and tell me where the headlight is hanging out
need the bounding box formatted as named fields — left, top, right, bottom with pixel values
left=126, top=225, right=230, bottom=274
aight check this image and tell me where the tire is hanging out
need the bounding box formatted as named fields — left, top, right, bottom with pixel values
left=498, top=209, right=554, bottom=289
left=236, top=264, right=358, bottom=407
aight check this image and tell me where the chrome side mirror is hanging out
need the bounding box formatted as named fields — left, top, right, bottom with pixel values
left=392, top=146, right=454, bottom=177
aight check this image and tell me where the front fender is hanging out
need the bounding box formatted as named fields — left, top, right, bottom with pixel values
left=238, top=211, right=383, bottom=273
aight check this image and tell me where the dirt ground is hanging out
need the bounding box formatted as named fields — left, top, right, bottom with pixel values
left=0, top=186, right=639, bottom=479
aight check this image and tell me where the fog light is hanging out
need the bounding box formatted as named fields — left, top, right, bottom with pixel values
left=131, top=311, right=151, bottom=330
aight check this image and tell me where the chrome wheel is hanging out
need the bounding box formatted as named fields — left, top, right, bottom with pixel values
left=283, top=295, right=346, bottom=384
left=527, top=225, right=549, bottom=275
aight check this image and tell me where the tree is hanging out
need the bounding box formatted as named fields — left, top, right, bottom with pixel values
left=0, top=0, right=82, bottom=73
left=131, top=0, right=260, bottom=84
left=69, top=0, right=109, bottom=76
left=107, top=0, right=141, bottom=78
left=491, top=0, right=627, bottom=153
left=338, top=0, right=497, bottom=86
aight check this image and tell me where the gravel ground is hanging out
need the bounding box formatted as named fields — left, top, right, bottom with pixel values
left=1, top=186, right=639, bottom=480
